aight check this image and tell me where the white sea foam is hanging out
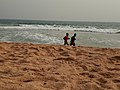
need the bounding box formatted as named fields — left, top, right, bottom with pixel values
left=0, top=24, right=120, bottom=34
left=0, top=20, right=120, bottom=48
left=0, top=30, right=62, bottom=44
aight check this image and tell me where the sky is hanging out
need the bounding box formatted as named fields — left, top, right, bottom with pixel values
left=0, top=0, right=120, bottom=22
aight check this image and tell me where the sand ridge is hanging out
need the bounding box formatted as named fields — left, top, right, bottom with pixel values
left=0, top=42, right=120, bottom=90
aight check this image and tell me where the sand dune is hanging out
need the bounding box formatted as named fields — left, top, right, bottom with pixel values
left=0, top=42, right=120, bottom=90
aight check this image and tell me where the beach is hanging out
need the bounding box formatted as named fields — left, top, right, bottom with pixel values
left=0, top=42, right=120, bottom=90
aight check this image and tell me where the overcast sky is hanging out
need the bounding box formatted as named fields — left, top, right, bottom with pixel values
left=0, top=0, right=120, bottom=22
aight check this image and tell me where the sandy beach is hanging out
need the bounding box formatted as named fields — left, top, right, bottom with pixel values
left=0, top=42, right=120, bottom=90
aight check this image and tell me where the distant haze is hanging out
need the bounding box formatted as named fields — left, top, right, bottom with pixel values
left=0, top=0, right=120, bottom=22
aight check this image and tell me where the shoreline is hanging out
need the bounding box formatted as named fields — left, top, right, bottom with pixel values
left=0, top=41, right=120, bottom=49
left=0, top=28, right=120, bottom=48
left=0, top=42, right=120, bottom=90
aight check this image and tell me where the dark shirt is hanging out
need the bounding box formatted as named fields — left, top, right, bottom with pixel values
left=70, top=36, right=76, bottom=42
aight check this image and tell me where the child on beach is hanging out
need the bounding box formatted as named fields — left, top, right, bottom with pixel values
left=70, top=33, right=76, bottom=46
left=63, top=33, right=70, bottom=45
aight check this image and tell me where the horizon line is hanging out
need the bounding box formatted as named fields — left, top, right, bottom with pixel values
left=0, top=18, right=120, bottom=23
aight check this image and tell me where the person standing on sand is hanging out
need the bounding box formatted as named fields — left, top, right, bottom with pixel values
left=70, top=33, right=76, bottom=46
left=63, top=33, right=70, bottom=45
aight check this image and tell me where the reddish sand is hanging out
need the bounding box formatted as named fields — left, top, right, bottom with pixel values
left=0, top=42, right=120, bottom=90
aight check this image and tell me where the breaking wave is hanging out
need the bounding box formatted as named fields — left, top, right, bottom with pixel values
left=0, top=24, right=120, bottom=34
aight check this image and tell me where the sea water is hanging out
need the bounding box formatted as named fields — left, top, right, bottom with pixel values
left=0, top=19, right=120, bottom=48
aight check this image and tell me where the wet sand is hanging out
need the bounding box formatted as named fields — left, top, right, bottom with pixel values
left=0, top=42, right=120, bottom=90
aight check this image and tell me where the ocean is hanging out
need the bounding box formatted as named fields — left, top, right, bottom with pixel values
left=0, top=19, right=120, bottom=48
